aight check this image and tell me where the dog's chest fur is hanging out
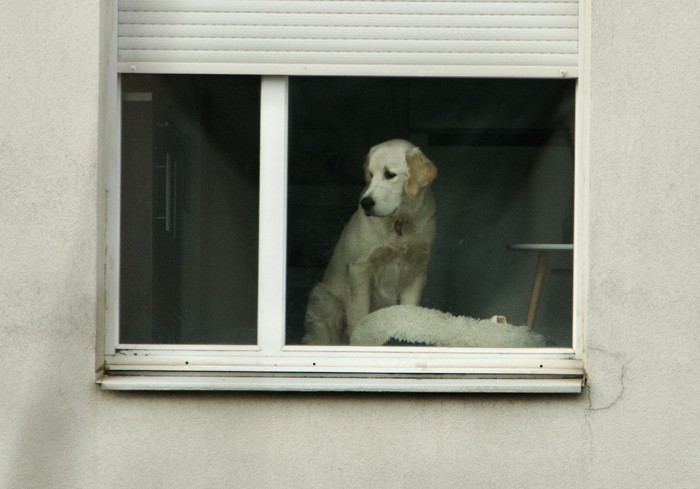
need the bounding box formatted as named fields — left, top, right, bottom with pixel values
left=366, top=218, right=431, bottom=309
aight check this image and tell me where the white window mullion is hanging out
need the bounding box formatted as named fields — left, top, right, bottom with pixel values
left=257, top=76, right=289, bottom=354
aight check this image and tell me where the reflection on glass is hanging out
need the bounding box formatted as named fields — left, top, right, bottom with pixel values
left=285, top=77, right=575, bottom=348
left=120, top=75, right=260, bottom=344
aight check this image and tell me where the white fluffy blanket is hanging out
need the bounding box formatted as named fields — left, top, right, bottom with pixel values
left=350, top=305, right=545, bottom=347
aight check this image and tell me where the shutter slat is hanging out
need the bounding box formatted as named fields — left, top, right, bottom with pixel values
left=117, top=0, right=579, bottom=78
left=119, top=12, right=579, bottom=29
left=120, top=49, right=578, bottom=67
left=119, top=0, right=579, bottom=16
left=119, top=38, right=578, bottom=55
left=119, top=24, right=579, bottom=43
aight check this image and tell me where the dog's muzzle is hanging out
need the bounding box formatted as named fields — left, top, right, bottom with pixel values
left=360, top=196, right=375, bottom=215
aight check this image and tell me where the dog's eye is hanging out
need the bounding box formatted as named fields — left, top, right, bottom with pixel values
left=384, top=170, right=396, bottom=180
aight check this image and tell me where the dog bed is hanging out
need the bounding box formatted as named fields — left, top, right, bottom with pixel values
left=350, top=305, right=546, bottom=347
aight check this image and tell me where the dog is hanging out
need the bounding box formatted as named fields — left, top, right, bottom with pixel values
left=303, top=139, right=438, bottom=345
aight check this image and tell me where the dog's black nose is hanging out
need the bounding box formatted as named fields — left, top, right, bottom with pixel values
left=360, top=196, right=375, bottom=212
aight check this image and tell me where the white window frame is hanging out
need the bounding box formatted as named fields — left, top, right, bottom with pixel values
left=96, top=0, right=589, bottom=393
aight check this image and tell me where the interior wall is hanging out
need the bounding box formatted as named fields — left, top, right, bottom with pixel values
left=1, top=1, right=700, bottom=488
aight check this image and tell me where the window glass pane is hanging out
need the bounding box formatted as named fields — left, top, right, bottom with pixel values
left=286, top=77, right=575, bottom=347
left=120, top=75, right=260, bottom=344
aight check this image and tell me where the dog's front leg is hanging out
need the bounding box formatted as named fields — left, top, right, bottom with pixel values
left=400, top=268, right=428, bottom=306
left=345, top=263, right=371, bottom=338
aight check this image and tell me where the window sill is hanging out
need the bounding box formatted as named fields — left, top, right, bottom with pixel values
left=99, top=371, right=585, bottom=393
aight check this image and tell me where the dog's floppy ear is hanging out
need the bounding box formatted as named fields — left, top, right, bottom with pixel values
left=404, top=147, right=437, bottom=198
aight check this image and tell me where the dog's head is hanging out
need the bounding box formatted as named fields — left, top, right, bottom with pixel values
left=360, top=139, right=437, bottom=217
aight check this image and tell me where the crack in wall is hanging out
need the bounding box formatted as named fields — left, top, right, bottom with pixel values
left=585, top=346, right=629, bottom=411
left=586, top=361, right=628, bottom=411
left=581, top=347, right=630, bottom=467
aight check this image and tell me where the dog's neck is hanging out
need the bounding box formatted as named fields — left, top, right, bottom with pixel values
left=386, top=188, right=434, bottom=237
left=392, top=216, right=413, bottom=237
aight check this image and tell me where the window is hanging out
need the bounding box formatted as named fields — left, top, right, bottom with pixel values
left=101, top=0, right=586, bottom=392
left=120, top=75, right=261, bottom=345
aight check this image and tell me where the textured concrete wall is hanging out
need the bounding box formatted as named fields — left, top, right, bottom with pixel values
left=1, top=1, right=699, bottom=488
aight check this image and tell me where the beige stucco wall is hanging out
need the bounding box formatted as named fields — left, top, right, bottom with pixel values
left=1, top=1, right=699, bottom=487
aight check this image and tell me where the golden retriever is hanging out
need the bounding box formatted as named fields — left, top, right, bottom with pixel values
left=303, top=139, right=438, bottom=345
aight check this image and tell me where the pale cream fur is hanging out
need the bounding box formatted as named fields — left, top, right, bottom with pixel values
left=303, top=139, right=438, bottom=345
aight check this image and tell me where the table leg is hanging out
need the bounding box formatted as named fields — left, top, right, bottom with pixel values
left=526, top=251, right=550, bottom=330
